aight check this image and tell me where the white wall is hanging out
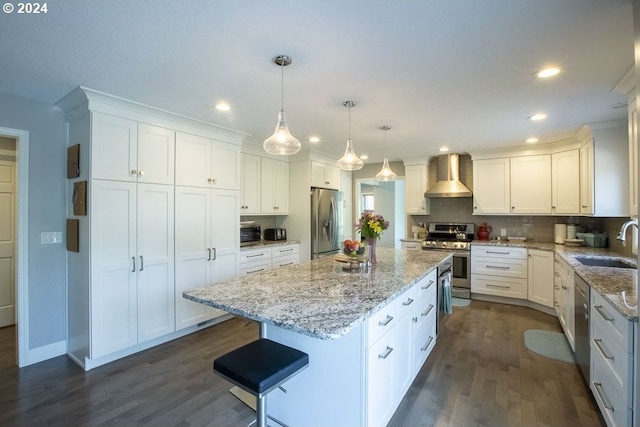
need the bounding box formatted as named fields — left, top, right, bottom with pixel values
left=0, top=92, right=67, bottom=351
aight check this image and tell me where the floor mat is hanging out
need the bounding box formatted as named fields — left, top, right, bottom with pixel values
left=524, top=329, right=574, bottom=363
left=451, top=297, right=470, bottom=307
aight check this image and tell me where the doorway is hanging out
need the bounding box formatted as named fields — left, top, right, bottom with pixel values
left=0, top=137, right=16, bottom=329
left=355, top=178, right=405, bottom=248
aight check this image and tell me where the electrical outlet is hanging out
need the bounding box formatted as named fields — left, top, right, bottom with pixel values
left=500, top=228, right=507, bottom=237
left=41, top=231, right=63, bottom=244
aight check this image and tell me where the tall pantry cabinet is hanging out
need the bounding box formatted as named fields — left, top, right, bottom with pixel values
left=58, top=87, right=244, bottom=370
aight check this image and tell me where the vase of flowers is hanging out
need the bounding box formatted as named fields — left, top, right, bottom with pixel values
left=355, top=210, right=389, bottom=264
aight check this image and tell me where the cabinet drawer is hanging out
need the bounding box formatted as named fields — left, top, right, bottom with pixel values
left=239, top=260, right=271, bottom=275
left=413, top=310, right=436, bottom=372
left=368, top=298, right=400, bottom=345
left=401, top=241, right=422, bottom=250
left=471, top=274, right=527, bottom=299
left=271, top=243, right=299, bottom=258
left=591, top=355, right=633, bottom=427
left=414, top=270, right=437, bottom=303
left=592, top=319, right=633, bottom=406
left=471, top=256, right=528, bottom=278
left=272, top=254, right=298, bottom=269
left=591, top=291, right=632, bottom=350
left=240, top=248, right=272, bottom=264
left=471, top=246, right=527, bottom=259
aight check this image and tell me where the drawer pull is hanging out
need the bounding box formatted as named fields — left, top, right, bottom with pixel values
left=402, top=298, right=414, bottom=306
left=593, top=382, right=614, bottom=411
left=594, top=305, right=615, bottom=323
left=378, top=315, right=394, bottom=327
left=378, top=346, right=393, bottom=360
left=421, top=336, right=434, bottom=352
left=279, top=262, right=294, bottom=267
left=487, top=283, right=511, bottom=289
left=246, top=253, right=265, bottom=258
left=593, top=339, right=614, bottom=361
left=247, top=268, right=264, bottom=274
left=280, top=248, right=294, bottom=253
left=422, top=280, right=434, bottom=290
left=485, top=250, right=510, bottom=255
left=421, top=304, right=434, bottom=317
left=486, top=264, right=510, bottom=270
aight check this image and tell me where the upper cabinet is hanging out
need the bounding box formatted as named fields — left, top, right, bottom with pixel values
left=311, top=161, right=340, bottom=190
left=240, top=153, right=261, bottom=214
left=510, top=155, right=551, bottom=215
left=578, top=124, right=629, bottom=217
left=261, top=157, right=289, bottom=214
left=91, top=113, right=175, bottom=185
left=404, top=162, right=430, bottom=215
left=175, top=132, right=241, bottom=190
left=551, top=149, right=580, bottom=215
left=473, top=158, right=510, bottom=215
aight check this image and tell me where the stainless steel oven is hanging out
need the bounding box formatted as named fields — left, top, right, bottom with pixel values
left=451, top=252, right=470, bottom=293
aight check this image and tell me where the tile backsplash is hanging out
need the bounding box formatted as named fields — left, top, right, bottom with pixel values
left=408, top=197, right=635, bottom=256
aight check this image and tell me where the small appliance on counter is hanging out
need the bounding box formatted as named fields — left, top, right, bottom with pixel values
left=554, top=223, right=567, bottom=244
left=264, top=228, right=287, bottom=241
left=240, top=224, right=262, bottom=246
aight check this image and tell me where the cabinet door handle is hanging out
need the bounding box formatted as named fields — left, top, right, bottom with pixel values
left=422, top=280, right=434, bottom=290
left=421, top=336, right=434, bottom=352
left=412, top=317, right=418, bottom=323
left=593, top=339, right=614, bottom=361
left=131, top=169, right=137, bottom=175
left=594, top=305, right=615, bottom=323
left=421, top=304, right=434, bottom=317
left=593, top=382, right=614, bottom=411
left=378, top=346, right=393, bottom=360
left=378, top=315, right=394, bottom=327
left=138, top=170, right=144, bottom=176
left=139, top=256, right=143, bottom=271
left=132, top=257, right=136, bottom=272
left=486, top=264, right=510, bottom=270
left=402, top=298, right=414, bottom=306
left=487, top=283, right=510, bottom=289
left=207, top=248, right=211, bottom=261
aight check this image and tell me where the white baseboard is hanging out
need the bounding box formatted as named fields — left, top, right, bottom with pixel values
left=23, top=339, right=66, bottom=367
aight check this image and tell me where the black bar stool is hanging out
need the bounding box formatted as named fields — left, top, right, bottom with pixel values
left=213, top=338, right=309, bottom=427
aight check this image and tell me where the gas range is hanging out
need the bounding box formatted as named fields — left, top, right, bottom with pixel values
left=420, top=222, right=475, bottom=252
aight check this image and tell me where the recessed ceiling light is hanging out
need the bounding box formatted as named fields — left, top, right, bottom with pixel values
left=536, top=67, right=561, bottom=78
left=526, top=137, right=539, bottom=144
left=215, top=102, right=231, bottom=112
left=309, top=136, right=320, bottom=143
left=528, top=113, right=547, bottom=121
left=360, top=154, right=369, bottom=160
left=438, top=147, right=449, bottom=152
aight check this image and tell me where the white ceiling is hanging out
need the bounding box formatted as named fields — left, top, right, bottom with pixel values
left=1, top=0, right=634, bottom=163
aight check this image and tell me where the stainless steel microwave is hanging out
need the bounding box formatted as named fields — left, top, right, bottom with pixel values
left=240, top=225, right=261, bottom=245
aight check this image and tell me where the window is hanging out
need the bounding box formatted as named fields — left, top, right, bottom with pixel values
left=362, top=193, right=374, bottom=211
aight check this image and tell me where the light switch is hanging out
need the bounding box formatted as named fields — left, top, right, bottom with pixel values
left=41, top=231, right=63, bottom=244
left=500, top=228, right=507, bottom=237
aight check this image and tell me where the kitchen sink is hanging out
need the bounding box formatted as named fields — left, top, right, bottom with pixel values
left=574, top=256, right=637, bottom=269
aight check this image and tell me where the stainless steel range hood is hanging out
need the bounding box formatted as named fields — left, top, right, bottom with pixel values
left=424, top=154, right=472, bottom=198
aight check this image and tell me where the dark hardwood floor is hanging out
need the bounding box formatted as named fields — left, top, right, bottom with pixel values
left=0, top=301, right=605, bottom=427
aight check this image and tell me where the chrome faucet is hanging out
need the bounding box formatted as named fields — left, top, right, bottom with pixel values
left=616, top=218, right=638, bottom=247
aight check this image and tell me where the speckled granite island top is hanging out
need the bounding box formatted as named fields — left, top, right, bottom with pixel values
left=183, top=248, right=451, bottom=340
left=472, top=240, right=638, bottom=321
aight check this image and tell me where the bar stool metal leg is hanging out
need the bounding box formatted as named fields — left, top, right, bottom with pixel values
left=257, top=394, right=267, bottom=427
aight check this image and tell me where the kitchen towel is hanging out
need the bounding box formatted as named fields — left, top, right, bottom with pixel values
left=554, top=224, right=567, bottom=244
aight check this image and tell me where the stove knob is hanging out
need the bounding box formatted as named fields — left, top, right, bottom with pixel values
left=441, top=242, right=448, bottom=248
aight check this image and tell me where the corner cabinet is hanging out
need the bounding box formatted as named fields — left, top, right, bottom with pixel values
left=472, top=158, right=510, bottom=214
left=404, top=163, right=430, bottom=214
left=59, top=87, right=244, bottom=370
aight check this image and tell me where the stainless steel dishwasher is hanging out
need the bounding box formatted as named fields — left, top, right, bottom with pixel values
left=574, top=273, right=590, bottom=384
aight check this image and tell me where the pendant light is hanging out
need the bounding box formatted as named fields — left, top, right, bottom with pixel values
left=376, top=125, right=397, bottom=181
left=337, top=100, right=364, bottom=171
left=263, top=55, right=301, bottom=155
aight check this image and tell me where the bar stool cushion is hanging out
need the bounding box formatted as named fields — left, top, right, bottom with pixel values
left=214, top=338, right=309, bottom=394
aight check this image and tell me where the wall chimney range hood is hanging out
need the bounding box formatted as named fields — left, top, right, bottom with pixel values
left=424, top=154, right=472, bottom=198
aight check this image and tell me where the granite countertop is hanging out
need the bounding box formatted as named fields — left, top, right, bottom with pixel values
left=240, top=240, right=300, bottom=250
left=183, top=248, right=452, bottom=340
left=471, top=240, right=638, bottom=321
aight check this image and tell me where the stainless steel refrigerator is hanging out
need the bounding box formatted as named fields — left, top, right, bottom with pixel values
left=311, top=188, right=343, bottom=259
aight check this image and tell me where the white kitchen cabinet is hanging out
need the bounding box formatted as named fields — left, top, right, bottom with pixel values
left=90, top=180, right=175, bottom=356
left=261, top=157, right=289, bottom=214
left=472, top=158, right=510, bottom=214
left=311, top=160, right=340, bottom=190
left=579, top=124, right=629, bottom=216
left=471, top=245, right=528, bottom=299
left=551, top=149, right=580, bottom=215
left=590, top=290, right=635, bottom=427
left=271, top=243, right=300, bottom=268
left=404, top=163, right=430, bottom=214
left=527, top=249, right=553, bottom=308
left=366, top=326, right=398, bottom=427
left=555, top=254, right=575, bottom=351
left=240, top=153, right=261, bottom=214
left=510, top=155, right=551, bottom=214
left=175, top=187, right=239, bottom=329
left=91, top=113, right=175, bottom=185
left=175, top=132, right=241, bottom=190
left=239, top=246, right=272, bottom=275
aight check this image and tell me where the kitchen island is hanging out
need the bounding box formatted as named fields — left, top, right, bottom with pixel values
left=184, top=248, right=452, bottom=427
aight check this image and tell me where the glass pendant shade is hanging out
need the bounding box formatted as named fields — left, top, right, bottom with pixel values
left=376, top=157, right=397, bottom=181
left=337, top=138, right=364, bottom=171
left=263, top=110, right=301, bottom=155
